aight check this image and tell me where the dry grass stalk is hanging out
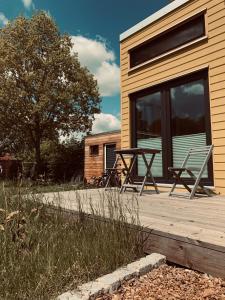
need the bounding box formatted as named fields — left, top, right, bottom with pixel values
left=0, top=182, right=144, bottom=299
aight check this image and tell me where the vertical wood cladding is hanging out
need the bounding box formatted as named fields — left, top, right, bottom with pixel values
left=84, top=131, right=121, bottom=181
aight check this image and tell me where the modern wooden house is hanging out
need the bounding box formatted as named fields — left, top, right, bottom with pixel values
left=84, top=130, right=121, bottom=182
left=120, top=0, right=225, bottom=194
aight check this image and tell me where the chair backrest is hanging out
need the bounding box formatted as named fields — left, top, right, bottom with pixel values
left=181, top=145, right=214, bottom=172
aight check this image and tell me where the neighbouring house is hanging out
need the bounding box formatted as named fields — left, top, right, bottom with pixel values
left=120, top=0, right=225, bottom=194
left=0, top=153, right=21, bottom=179
left=84, top=130, right=121, bottom=182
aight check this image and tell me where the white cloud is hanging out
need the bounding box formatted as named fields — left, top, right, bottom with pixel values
left=91, top=113, right=120, bottom=134
left=21, top=0, right=34, bottom=9
left=59, top=113, right=120, bottom=142
left=0, top=12, right=8, bottom=26
left=95, top=62, right=120, bottom=97
left=71, top=36, right=120, bottom=97
left=183, top=83, right=204, bottom=95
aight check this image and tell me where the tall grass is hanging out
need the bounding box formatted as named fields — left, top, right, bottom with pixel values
left=0, top=183, right=144, bottom=299
left=1, top=179, right=84, bottom=193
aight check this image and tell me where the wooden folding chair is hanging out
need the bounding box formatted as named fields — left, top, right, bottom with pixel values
left=168, top=145, right=214, bottom=199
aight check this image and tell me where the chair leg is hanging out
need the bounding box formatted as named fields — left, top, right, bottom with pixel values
left=169, top=170, right=184, bottom=196
left=189, top=184, right=198, bottom=199
left=187, top=170, right=211, bottom=198
left=189, top=176, right=206, bottom=199
left=104, top=172, right=112, bottom=190
left=189, top=146, right=214, bottom=199
left=169, top=181, right=177, bottom=196
left=189, top=168, right=209, bottom=199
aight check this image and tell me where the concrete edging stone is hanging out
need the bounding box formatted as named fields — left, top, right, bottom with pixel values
left=57, top=253, right=166, bottom=300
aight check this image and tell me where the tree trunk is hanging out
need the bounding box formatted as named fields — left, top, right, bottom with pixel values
left=34, top=113, right=42, bottom=177
left=34, top=140, right=41, bottom=176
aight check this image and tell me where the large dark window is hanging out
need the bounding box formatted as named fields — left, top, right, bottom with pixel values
left=131, top=70, right=213, bottom=184
left=136, top=91, right=163, bottom=177
left=170, top=79, right=209, bottom=178
left=130, top=14, right=205, bottom=68
left=105, top=144, right=116, bottom=169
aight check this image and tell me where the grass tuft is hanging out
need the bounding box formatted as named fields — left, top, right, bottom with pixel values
left=0, top=183, right=144, bottom=299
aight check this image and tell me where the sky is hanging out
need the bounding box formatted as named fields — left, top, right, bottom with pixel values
left=0, top=0, right=169, bottom=134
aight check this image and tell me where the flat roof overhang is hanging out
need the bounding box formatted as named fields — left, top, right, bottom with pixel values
left=120, top=0, right=192, bottom=42
left=85, top=130, right=121, bottom=140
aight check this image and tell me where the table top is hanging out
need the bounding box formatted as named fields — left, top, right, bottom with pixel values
left=115, top=148, right=161, bottom=155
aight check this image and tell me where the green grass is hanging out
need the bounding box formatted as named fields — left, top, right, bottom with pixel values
left=1, top=179, right=84, bottom=194
left=0, top=182, right=144, bottom=299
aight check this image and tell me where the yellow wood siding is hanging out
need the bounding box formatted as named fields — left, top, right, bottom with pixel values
left=120, top=0, right=225, bottom=194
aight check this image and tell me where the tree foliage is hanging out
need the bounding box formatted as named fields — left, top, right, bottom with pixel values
left=0, top=12, right=100, bottom=171
left=40, top=139, right=84, bottom=182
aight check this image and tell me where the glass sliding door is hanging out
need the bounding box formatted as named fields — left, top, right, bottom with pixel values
left=170, top=79, right=208, bottom=177
left=135, top=91, right=163, bottom=177
left=131, top=70, right=213, bottom=184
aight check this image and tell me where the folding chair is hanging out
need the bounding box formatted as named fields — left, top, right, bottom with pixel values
left=104, top=156, right=126, bottom=190
left=168, top=145, right=214, bottom=199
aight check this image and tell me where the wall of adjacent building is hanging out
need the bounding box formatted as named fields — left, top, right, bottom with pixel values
left=84, top=131, right=121, bottom=182
left=120, top=0, right=225, bottom=194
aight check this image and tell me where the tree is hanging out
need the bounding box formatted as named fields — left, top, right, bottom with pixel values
left=0, top=12, right=100, bottom=172
left=40, top=138, right=84, bottom=182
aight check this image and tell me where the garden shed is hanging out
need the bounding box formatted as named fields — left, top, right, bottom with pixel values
left=84, top=130, right=121, bottom=182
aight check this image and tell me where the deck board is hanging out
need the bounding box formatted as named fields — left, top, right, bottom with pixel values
left=42, top=188, right=225, bottom=277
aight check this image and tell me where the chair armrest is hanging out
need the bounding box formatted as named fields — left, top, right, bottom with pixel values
left=168, top=167, right=187, bottom=171
left=186, top=167, right=201, bottom=171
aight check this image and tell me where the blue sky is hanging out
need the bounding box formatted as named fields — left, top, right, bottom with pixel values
left=0, top=0, right=169, bottom=133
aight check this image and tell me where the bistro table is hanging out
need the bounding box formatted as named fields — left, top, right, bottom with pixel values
left=115, top=148, right=161, bottom=196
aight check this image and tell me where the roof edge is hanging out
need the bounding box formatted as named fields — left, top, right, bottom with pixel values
left=85, top=130, right=121, bottom=139
left=120, top=0, right=192, bottom=42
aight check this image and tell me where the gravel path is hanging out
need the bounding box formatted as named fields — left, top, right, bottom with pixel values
left=98, top=264, right=225, bottom=300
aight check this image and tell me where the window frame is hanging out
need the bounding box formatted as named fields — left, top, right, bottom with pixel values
left=90, top=145, right=99, bottom=156
left=130, top=69, right=214, bottom=185
left=104, top=143, right=117, bottom=170
left=129, top=11, right=207, bottom=70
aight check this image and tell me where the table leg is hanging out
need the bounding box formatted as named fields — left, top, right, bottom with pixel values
left=120, top=154, right=137, bottom=193
left=140, top=153, right=159, bottom=196
left=119, top=154, right=129, bottom=193
left=127, top=154, right=138, bottom=192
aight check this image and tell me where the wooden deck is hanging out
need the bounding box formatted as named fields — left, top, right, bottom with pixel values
left=42, top=188, right=225, bottom=278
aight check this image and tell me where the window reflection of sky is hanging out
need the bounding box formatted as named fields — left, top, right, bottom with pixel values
left=135, top=79, right=206, bottom=138
left=171, top=80, right=205, bottom=122
left=136, top=92, right=161, bottom=136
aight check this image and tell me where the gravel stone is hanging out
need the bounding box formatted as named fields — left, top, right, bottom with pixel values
left=98, top=264, right=225, bottom=300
